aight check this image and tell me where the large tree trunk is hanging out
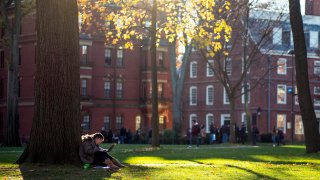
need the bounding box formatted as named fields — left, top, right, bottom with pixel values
left=169, top=42, right=191, bottom=137
left=17, top=0, right=81, bottom=163
left=151, top=0, right=159, bottom=147
left=2, top=0, right=21, bottom=147
left=289, top=0, right=320, bottom=153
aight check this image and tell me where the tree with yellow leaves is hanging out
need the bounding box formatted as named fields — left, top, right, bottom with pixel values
left=78, top=0, right=232, bottom=147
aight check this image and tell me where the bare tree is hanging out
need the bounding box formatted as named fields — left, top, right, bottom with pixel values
left=196, top=0, right=285, bottom=143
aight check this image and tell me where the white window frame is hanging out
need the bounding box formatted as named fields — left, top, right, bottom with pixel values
left=81, top=79, right=87, bottom=96
left=206, top=85, right=214, bottom=105
left=224, top=58, right=232, bottom=75
left=314, top=61, right=320, bottom=75
left=104, top=115, right=110, bottom=130
left=241, top=113, right=247, bottom=125
left=273, top=27, right=282, bottom=45
left=206, top=60, right=214, bottom=77
left=277, top=84, right=287, bottom=104
left=190, top=61, right=197, bottom=78
left=294, top=115, right=304, bottom=135
left=104, top=81, right=111, bottom=97
left=310, top=31, right=319, bottom=48
left=220, top=114, right=230, bottom=126
left=135, top=115, right=141, bottom=131
left=206, top=114, right=213, bottom=133
left=277, top=58, right=287, bottom=75
left=189, top=114, right=197, bottom=128
left=223, top=88, right=230, bottom=104
left=241, top=83, right=251, bottom=104
left=190, top=86, right=197, bottom=106
left=314, top=87, right=320, bottom=106
left=277, top=114, right=286, bottom=133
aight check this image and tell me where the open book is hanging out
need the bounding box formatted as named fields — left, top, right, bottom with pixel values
left=107, top=143, right=116, bottom=152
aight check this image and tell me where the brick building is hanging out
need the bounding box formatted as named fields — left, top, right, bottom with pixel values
left=182, top=2, right=320, bottom=142
left=0, top=11, right=173, bottom=141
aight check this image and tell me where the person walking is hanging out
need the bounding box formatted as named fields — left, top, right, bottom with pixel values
left=209, top=122, right=216, bottom=144
left=252, top=125, right=260, bottom=146
left=191, top=120, right=201, bottom=148
left=200, top=124, right=206, bottom=144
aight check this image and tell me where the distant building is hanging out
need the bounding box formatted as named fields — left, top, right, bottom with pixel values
left=182, top=8, right=320, bottom=141
left=0, top=11, right=173, bottom=141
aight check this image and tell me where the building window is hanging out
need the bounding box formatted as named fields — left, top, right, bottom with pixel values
left=159, top=115, right=166, bottom=132
left=241, top=83, right=250, bottom=104
left=224, top=58, right=232, bottom=75
left=314, top=87, right=320, bottom=106
left=206, top=60, right=214, bottom=77
left=104, top=81, right=111, bottom=98
left=135, top=115, right=141, bottom=131
left=314, top=61, right=320, bottom=75
left=104, top=115, right=110, bottom=131
left=116, top=49, right=124, bottom=67
left=223, top=88, right=230, bottom=104
left=82, top=115, right=90, bottom=131
left=277, top=84, right=286, bottom=104
left=273, top=27, right=282, bottom=45
left=159, top=52, right=164, bottom=67
left=116, top=79, right=123, bottom=99
left=116, top=115, right=123, bottom=130
left=158, top=83, right=164, bottom=98
left=310, top=31, right=319, bottom=48
left=19, top=48, right=21, bottom=65
left=189, top=86, right=197, bottom=105
left=190, top=61, right=197, bottom=78
left=206, top=114, right=213, bottom=133
left=295, top=115, right=304, bottom=134
left=0, top=51, right=4, bottom=68
left=277, top=58, right=287, bottom=75
left=241, top=113, right=248, bottom=127
left=81, top=79, right=87, bottom=96
left=81, top=45, right=88, bottom=65
left=282, top=30, right=291, bottom=47
left=189, top=114, right=197, bottom=128
left=105, top=48, right=112, bottom=66
left=206, top=85, right=214, bottom=105
left=277, top=114, right=286, bottom=133
left=221, top=114, right=230, bottom=126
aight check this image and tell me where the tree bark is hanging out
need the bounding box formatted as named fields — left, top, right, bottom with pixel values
left=169, top=42, right=191, bottom=137
left=229, top=97, right=236, bottom=143
left=1, top=0, right=21, bottom=147
left=288, top=0, right=320, bottom=153
left=151, top=0, right=159, bottom=147
left=17, top=0, right=81, bottom=163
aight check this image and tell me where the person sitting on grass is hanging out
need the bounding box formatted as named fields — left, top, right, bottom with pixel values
left=79, top=133, right=125, bottom=170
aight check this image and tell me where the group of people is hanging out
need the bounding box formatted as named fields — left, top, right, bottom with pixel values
left=100, top=126, right=142, bottom=144
left=186, top=120, right=261, bottom=147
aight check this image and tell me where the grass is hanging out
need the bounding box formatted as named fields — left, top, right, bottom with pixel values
left=1, top=144, right=320, bottom=179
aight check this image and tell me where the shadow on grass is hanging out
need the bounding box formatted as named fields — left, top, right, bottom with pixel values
left=226, top=164, right=277, bottom=179
left=19, top=163, right=112, bottom=180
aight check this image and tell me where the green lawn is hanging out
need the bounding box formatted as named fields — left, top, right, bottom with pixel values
left=1, top=144, right=320, bottom=179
